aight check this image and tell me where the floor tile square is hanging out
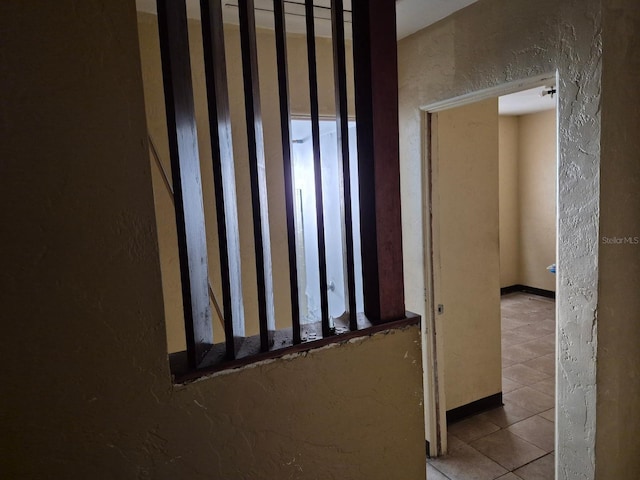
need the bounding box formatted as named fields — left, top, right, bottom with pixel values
left=502, top=326, right=546, bottom=346
left=501, top=315, right=534, bottom=331
left=427, top=463, right=450, bottom=480
left=503, top=387, right=554, bottom=414
left=470, top=430, right=546, bottom=471
left=448, top=415, right=501, bottom=443
left=513, top=453, right=555, bottom=480
left=517, top=338, right=554, bottom=358
left=538, top=332, right=556, bottom=347
left=432, top=294, right=556, bottom=478
left=446, top=432, right=467, bottom=451
left=529, top=377, right=555, bottom=397
left=503, top=364, right=550, bottom=386
left=478, top=404, right=535, bottom=429
left=430, top=441, right=508, bottom=480
left=510, top=323, right=551, bottom=341
left=502, top=376, right=523, bottom=394
left=539, top=408, right=554, bottom=422
left=524, top=354, right=555, bottom=377
left=507, top=415, right=555, bottom=452
left=502, top=355, right=519, bottom=368
left=502, top=344, right=540, bottom=364
left=502, top=328, right=537, bottom=347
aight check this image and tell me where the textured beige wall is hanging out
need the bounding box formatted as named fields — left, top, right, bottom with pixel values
left=398, top=0, right=603, bottom=476
left=1, top=2, right=425, bottom=478
left=596, top=1, right=640, bottom=477
left=518, top=110, right=557, bottom=292
left=499, top=116, right=520, bottom=287
left=138, top=13, right=355, bottom=350
left=433, top=100, right=502, bottom=410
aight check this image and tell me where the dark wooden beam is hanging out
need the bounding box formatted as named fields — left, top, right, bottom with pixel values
left=331, top=0, right=358, bottom=331
left=156, top=0, right=213, bottom=367
left=351, top=0, right=405, bottom=322
left=273, top=0, right=302, bottom=344
left=200, top=0, right=245, bottom=359
left=238, top=0, right=276, bottom=351
left=305, top=0, right=331, bottom=338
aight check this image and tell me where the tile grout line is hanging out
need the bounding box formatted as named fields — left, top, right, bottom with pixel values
left=429, top=293, right=556, bottom=478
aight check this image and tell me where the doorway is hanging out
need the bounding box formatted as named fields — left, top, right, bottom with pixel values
left=422, top=77, right=559, bottom=477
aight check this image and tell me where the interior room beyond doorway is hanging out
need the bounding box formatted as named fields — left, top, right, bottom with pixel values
left=423, top=84, right=558, bottom=479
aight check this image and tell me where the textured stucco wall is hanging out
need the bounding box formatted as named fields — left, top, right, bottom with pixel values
left=398, top=0, right=602, bottom=477
left=596, top=1, right=640, bottom=478
left=0, top=2, right=425, bottom=479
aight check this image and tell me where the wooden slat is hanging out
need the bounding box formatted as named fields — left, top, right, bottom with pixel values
left=148, top=133, right=226, bottom=330
left=331, top=0, right=357, bottom=331
left=200, top=0, right=245, bottom=359
left=273, top=0, right=302, bottom=344
left=351, top=0, right=406, bottom=322
left=156, top=0, right=213, bottom=368
left=305, top=0, right=331, bottom=338
left=238, top=0, right=276, bottom=351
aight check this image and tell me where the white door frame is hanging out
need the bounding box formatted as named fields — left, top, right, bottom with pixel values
left=420, top=73, right=557, bottom=457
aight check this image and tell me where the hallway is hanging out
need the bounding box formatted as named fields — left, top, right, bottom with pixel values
left=428, top=293, right=555, bottom=479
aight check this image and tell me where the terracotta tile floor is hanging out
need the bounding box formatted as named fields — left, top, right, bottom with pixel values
left=428, top=293, right=556, bottom=480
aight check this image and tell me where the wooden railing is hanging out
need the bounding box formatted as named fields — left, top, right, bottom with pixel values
left=156, top=0, right=405, bottom=374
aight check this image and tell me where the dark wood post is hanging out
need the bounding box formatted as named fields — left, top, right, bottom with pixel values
left=305, top=0, right=332, bottom=338
left=351, top=0, right=406, bottom=322
left=331, top=0, right=358, bottom=331
left=156, top=0, right=213, bottom=367
left=273, top=0, right=302, bottom=344
left=200, top=0, right=245, bottom=359
left=238, top=0, right=276, bottom=351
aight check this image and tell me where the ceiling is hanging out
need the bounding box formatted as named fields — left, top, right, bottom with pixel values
left=136, top=1, right=551, bottom=115
left=499, top=86, right=557, bottom=116
left=135, top=0, right=479, bottom=39
left=396, top=0, right=478, bottom=39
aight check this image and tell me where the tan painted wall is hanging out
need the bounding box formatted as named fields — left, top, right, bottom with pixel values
left=137, top=13, right=356, bottom=351
left=518, top=110, right=557, bottom=292
left=498, top=111, right=557, bottom=291
left=596, top=1, right=640, bottom=477
left=499, top=116, right=520, bottom=287
left=398, top=0, right=607, bottom=477
left=433, top=100, right=502, bottom=410
left=1, top=2, right=425, bottom=478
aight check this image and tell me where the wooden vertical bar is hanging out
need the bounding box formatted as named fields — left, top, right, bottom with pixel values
left=156, top=0, right=213, bottom=367
left=237, top=0, right=276, bottom=351
left=351, top=0, right=405, bottom=322
left=273, top=0, right=302, bottom=344
left=200, top=0, right=245, bottom=359
left=331, top=0, right=358, bottom=331
left=148, top=134, right=226, bottom=331
left=305, top=0, right=331, bottom=338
